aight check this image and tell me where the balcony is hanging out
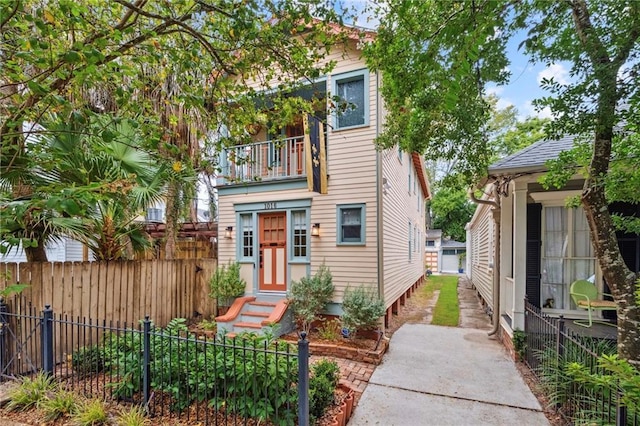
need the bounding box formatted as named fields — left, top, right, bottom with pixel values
left=218, top=136, right=306, bottom=185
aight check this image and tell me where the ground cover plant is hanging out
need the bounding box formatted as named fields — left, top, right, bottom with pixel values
left=425, top=275, right=460, bottom=326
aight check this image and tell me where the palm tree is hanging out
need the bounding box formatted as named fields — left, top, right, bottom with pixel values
left=0, top=114, right=166, bottom=261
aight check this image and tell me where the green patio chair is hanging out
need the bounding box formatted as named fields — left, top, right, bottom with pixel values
left=569, top=279, right=617, bottom=328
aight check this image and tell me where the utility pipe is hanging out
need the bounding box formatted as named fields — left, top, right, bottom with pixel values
left=469, top=184, right=502, bottom=336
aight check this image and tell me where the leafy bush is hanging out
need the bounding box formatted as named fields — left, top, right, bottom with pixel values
left=309, top=359, right=340, bottom=421
left=6, top=372, right=56, bottom=411
left=209, top=261, right=246, bottom=307
left=72, top=345, right=106, bottom=374
left=534, top=336, right=616, bottom=415
left=288, top=264, right=334, bottom=333
left=341, top=286, right=385, bottom=338
left=567, top=354, right=640, bottom=423
left=101, top=318, right=298, bottom=425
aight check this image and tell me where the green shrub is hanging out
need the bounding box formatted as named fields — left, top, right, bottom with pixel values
left=209, top=261, right=246, bottom=307
left=288, top=264, right=334, bottom=333
left=116, top=405, right=150, bottom=426
left=39, top=389, right=78, bottom=421
left=72, top=399, right=109, bottom=425
left=309, top=359, right=340, bottom=421
left=6, top=372, right=56, bottom=411
left=512, top=329, right=526, bottom=360
left=316, top=318, right=341, bottom=341
left=567, top=353, right=639, bottom=423
left=72, top=345, right=106, bottom=374
left=341, top=286, right=385, bottom=338
left=102, top=317, right=297, bottom=424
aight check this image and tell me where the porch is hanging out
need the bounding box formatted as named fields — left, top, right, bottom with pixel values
left=218, top=136, right=306, bottom=184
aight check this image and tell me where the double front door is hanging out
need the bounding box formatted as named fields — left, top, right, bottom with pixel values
left=258, top=212, right=287, bottom=292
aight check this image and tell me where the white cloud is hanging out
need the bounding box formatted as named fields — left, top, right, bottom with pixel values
left=485, top=86, right=504, bottom=97
left=521, top=100, right=553, bottom=120
left=537, top=63, right=570, bottom=86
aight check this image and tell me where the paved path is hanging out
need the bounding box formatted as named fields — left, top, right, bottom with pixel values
left=347, top=276, right=549, bottom=426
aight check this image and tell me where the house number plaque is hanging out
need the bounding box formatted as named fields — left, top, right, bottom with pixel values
left=264, top=202, right=277, bottom=210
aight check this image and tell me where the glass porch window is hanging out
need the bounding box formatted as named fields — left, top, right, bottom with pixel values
left=541, top=206, right=595, bottom=310
left=292, top=210, right=307, bottom=258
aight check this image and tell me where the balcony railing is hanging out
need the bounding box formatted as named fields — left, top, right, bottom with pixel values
left=219, top=136, right=306, bottom=184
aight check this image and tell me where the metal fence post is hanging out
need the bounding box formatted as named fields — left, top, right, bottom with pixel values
left=143, top=316, right=151, bottom=413
left=0, top=299, right=7, bottom=373
left=557, top=315, right=565, bottom=358
left=617, top=387, right=627, bottom=426
left=41, top=305, right=54, bottom=375
left=298, top=332, right=309, bottom=426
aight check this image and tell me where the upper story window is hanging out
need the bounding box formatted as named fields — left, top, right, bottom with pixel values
left=333, top=70, right=369, bottom=130
left=427, top=240, right=435, bottom=247
left=337, top=204, right=366, bottom=245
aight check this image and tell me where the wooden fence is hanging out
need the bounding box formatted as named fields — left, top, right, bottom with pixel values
left=136, top=240, right=217, bottom=260
left=0, top=259, right=217, bottom=327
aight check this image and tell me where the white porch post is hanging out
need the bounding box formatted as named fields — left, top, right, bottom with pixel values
left=499, top=186, right=513, bottom=319
left=512, top=180, right=528, bottom=330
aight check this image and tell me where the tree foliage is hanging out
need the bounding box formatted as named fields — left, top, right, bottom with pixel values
left=1, top=0, right=344, bottom=260
left=366, top=0, right=640, bottom=363
left=429, top=187, right=475, bottom=242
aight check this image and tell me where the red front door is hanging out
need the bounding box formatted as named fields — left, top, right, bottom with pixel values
left=259, top=212, right=287, bottom=292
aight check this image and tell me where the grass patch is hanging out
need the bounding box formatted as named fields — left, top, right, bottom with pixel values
left=428, top=276, right=460, bottom=326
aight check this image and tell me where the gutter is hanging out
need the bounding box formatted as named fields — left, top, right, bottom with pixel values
left=468, top=183, right=501, bottom=337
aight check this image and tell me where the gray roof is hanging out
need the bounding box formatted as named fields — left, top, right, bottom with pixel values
left=441, top=239, right=466, bottom=249
left=488, top=135, right=576, bottom=175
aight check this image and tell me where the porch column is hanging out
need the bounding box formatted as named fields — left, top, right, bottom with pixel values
left=499, top=186, right=513, bottom=320
left=512, top=180, right=528, bottom=330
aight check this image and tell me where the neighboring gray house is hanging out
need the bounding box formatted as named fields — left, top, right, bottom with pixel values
left=1, top=238, right=87, bottom=263
left=467, top=135, right=639, bottom=350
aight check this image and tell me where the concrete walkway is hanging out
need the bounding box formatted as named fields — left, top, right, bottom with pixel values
left=348, top=277, right=549, bottom=426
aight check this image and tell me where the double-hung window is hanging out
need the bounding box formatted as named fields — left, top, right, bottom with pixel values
left=337, top=204, right=365, bottom=245
left=333, top=70, right=368, bottom=130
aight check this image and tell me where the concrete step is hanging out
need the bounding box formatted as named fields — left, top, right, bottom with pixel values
left=247, top=301, right=278, bottom=314
left=240, top=311, right=270, bottom=323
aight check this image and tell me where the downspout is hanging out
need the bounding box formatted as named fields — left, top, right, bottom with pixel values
left=469, top=184, right=501, bottom=336
left=375, top=70, right=384, bottom=300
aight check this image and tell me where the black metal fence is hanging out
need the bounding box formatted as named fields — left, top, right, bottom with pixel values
left=524, top=299, right=638, bottom=426
left=0, top=301, right=311, bottom=426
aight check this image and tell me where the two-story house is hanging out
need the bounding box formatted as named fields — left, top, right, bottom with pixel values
left=215, top=27, right=430, bottom=335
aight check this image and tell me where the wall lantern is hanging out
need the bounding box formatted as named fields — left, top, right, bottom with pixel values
left=224, top=226, right=233, bottom=239
left=311, top=223, right=320, bottom=237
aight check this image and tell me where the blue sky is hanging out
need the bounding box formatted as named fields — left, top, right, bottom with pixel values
left=340, top=0, right=568, bottom=121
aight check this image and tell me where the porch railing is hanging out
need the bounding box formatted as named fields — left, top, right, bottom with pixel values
left=523, top=299, right=636, bottom=425
left=219, top=136, right=306, bottom=184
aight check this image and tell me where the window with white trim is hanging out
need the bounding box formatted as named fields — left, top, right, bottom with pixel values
left=292, top=210, right=307, bottom=258
left=240, top=214, right=253, bottom=258
left=337, top=204, right=365, bottom=245
left=333, top=70, right=368, bottom=129
left=541, top=206, right=596, bottom=310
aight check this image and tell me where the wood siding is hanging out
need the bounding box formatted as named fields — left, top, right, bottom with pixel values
left=381, top=148, right=426, bottom=309
left=468, top=202, right=494, bottom=308
left=218, top=40, right=379, bottom=301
